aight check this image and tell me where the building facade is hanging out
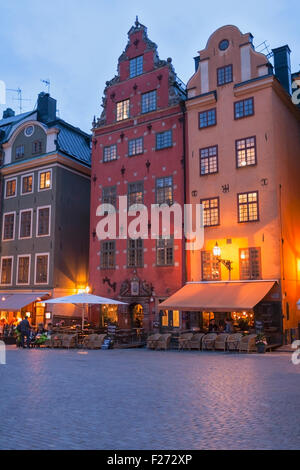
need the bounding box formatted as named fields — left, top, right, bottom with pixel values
left=0, top=92, right=91, bottom=325
left=161, top=25, right=300, bottom=343
left=90, top=19, right=186, bottom=331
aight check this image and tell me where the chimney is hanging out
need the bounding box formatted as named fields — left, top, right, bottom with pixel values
left=194, top=56, right=200, bottom=73
left=272, top=45, right=292, bottom=95
left=37, top=92, right=57, bottom=123
left=2, top=108, right=15, bottom=119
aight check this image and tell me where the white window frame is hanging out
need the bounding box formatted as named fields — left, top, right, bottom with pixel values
left=19, top=208, right=33, bottom=240
left=0, top=256, right=14, bottom=286
left=4, top=177, right=17, bottom=199
left=34, top=252, right=50, bottom=285
left=38, top=168, right=52, bottom=192
left=2, top=211, right=16, bottom=241
left=21, top=172, right=34, bottom=195
left=16, top=254, right=31, bottom=286
left=36, top=205, right=51, bottom=238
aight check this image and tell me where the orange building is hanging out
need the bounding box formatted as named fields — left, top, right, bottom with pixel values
left=160, top=26, right=300, bottom=344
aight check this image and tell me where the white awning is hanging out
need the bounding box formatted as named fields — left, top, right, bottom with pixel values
left=0, top=293, right=49, bottom=311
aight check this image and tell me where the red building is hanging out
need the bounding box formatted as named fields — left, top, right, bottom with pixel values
left=89, top=19, right=186, bottom=332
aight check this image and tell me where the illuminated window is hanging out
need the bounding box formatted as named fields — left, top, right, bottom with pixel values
left=240, top=248, right=261, bottom=279
left=217, top=65, right=233, bottom=85
left=201, top=251, right=221, bottom=281
left=234, top=98, right=254, bottom=119
left=141, top=90, right=157, bottom=113
left=238, top=191, right=259, bottom=222
left=103, top=144, right=117, bottom=162
left=116, top=99, right=130, bottom=121
left=0, top=257, right=13, bottom=285
left=22, top=175, right=33, bottom=194
left=199, top=109, right=216, bottom=129
left=5, top=179, right=16, bottom=198
left=156, top=176, right=173, bottom=205
left=201, top=197, right=219, bottom=226
left=128, top=137, right=143, bottom=156
left=128, top=181, right=143, bottom=207
left=130, top=56, right=143, bottom=78
left=236, top=137, right=256, bottom=167
left=39, top=170, right=51, bottom=190
left=200, top=146, right=218, bottom=175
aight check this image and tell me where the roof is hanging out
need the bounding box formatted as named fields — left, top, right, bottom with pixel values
left=0, top=110, right=36, bottom=144
left=159, top=281, right=276, bottom=311
left=53, top=120, right=91, bottom=166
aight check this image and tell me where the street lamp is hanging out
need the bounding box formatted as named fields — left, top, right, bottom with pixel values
left=213, top=242, right=233, bottom=280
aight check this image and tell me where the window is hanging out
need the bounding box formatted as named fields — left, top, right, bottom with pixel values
left=240, top=247, right=261, bottom=280
left=128, top=182, right=144, bottom=207
left=19, top=210, right=32, bottom=239
left=156, top=176, right=173, bottom=205
left=102, top=186, right=117, bottom=207
left=201, top=198, right=219, bottom=227
left=39, top=170, right=51, bottom=190
left=217, top=65, right=233, bottom=85
left=238, top=191, right=259, bottom=222
left=0, top=257, right=13, bottom=285
left=128, top=137, right=143, bottom=156
left=127, top=239, right=143, bottom=267
left=37, top=207, right=50, bottom=237
left=21, top=174, right=33, bottom=194
left=100, top=241, right=116, bottom=269
left=200, top=146, right=218, bottom=175
left=234, top=98, right=254, bottom=119
left=130, top=56, right=143, bottom=78
left=5, top=179, right=16, bottom=198
left=103, top=144, right=117, bottom=163
left=156, top=130, right=172, bottom=150
left=199, top=109, right=216, bottom=129
left=201, top=251, right=221, bottom=281
left=116, top=99, right=130, bottom=121
left=236, top=137, right=256, bottom=167
left=141, top=90, right=157, bottom=113
left=16, top=145, right=25, bottom=159
left=32, top=141, right=42, bottom=154
left=35, top=254, right=49, bottom=284
left=17, top=255, right=30, bottom=285
left=156, top=237, right=174, bottom=266
left=2, top=213, right=15, bottom=240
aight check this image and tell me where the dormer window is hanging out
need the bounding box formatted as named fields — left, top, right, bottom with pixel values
left=116, top=99, right=130, bottom=121
left=32, top=140, right=42, bottom=154
left=16, top=145, right=25, bottom=159
left=130, top=56, right=143, bottom=78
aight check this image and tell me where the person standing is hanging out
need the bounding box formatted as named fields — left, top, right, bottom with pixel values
left=19, top=317, right=31, bottom=348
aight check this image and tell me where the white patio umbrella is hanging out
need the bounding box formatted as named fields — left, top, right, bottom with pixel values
left=42, top=293, right=127, bottom=330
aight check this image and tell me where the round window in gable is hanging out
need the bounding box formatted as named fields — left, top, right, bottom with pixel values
left=219, top=39, right=229, bottom=51
left=24, top=125, right=34, bottom=137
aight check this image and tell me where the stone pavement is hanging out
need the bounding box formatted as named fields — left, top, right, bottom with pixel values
left=0, top=347, right=299, bottom=450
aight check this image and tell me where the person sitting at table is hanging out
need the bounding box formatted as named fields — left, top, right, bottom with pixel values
left=208, top=319, right=218, bottom=332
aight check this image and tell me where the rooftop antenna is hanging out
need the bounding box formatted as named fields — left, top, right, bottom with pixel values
left=6, top=87, right=31, bottom=114
left=41, top=79, right=50, bottom=94
left=256, top=40, right=273, bottom=59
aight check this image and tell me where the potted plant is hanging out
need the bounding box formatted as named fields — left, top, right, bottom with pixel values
left=256, top=333, right=267, bottom=353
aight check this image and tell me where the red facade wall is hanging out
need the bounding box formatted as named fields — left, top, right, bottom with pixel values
left=89, top=21, right=186, bottom=331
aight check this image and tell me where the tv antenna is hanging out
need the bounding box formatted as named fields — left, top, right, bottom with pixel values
left=41, top=79, right=50, bottom=94
left=256, top=40, right=273, bottom=60
left=6, top=87, right=31, bottom=114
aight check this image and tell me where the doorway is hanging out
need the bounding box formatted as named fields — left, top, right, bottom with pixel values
left=130, top=303, right=144, bottom=328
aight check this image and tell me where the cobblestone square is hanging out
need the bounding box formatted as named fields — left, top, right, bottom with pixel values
left=0, top=347, right=299, bottom=450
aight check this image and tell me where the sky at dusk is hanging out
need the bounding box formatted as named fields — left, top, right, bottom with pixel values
left=1, top=0, right=299, bottom=133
